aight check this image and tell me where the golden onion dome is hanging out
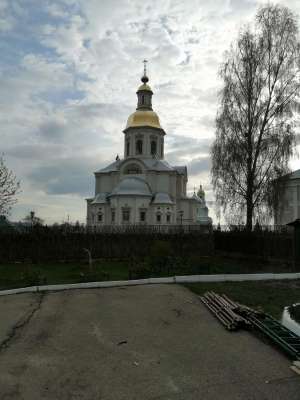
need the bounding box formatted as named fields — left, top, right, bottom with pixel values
left=125, top=110, right=163, bottom=130
left=137, top=83, right=152, bottom=92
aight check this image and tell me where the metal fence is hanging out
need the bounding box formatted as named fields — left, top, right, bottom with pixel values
left=0, top=224, right=293, bottom=264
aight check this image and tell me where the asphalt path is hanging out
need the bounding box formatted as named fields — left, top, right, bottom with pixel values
left=0, top=284, right=299, bottom=399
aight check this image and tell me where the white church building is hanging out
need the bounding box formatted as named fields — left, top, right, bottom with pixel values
left=86, top=69, right=211, bottom=228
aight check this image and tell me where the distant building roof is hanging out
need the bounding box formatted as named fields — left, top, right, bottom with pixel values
left=287, top=169, right=300, bottom=179
left=191, top=193, right=203, bottom=203
left=277, top=169, right=300, bottom=182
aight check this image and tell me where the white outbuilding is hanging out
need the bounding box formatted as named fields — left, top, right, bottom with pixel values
left=86, top=71, right=212, bottom=228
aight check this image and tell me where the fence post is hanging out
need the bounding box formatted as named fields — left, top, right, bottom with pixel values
left=287, top=219, right=300, bottom=271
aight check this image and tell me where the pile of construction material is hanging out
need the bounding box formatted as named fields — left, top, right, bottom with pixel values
left=200, top=291, right=300, bottom=362
left=200, top=291, right=252, bottom=331
left=291, top=361, right=300, bottom=375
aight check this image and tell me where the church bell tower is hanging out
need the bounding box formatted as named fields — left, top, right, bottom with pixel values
left=123, top=61, right=165, bottom=160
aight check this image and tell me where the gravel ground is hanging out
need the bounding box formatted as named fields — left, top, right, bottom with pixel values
left=0, top=284, right=299, bottom=399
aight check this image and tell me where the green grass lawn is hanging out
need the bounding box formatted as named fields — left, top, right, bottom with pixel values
left=0, top=261, right=130, bottom=290
left=184, top=280, right=300, bottom=319
left=0, top=261, right=299, bottom=320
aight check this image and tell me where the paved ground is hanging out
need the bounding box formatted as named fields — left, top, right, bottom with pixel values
left=0, top=284, right=299, bottom=400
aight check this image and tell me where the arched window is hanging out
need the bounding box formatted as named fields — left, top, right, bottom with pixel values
left=141, top=95, right=145, bottom=105
left=97, top=213, right=103, bottom=223
left=111, top=210, right=115, bottom=223
left=126, top=140, right=130, bottom=156
left=156, top=213, right=161, bottom=223
left=122, top=208, right=130, bottom=223
left=124, top=163, right=142, bottom=174
left=140, top=210, right=146, bottom=222
left=151, top=140, right=157, bottom=155
left=136, top=139, right=143, bottom=155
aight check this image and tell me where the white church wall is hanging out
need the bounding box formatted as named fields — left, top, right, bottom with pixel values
left=176, top=175, right=186, bottom=199
left=275, top=177, right=300, bottom=224
left=100, top=175, right=113, bottom=193
left=110, top=196, right=151, bottom=224
left=170, top=174, right=177, bottom=199
left=177, top=200, right=192, bottom=224
left=155, top=173, right=171, bottom=193
left=150, top=204, right=176, bottom=224
left=95, top=172, right=120, bottom=195
left=145, top=172, right=156, bottom=192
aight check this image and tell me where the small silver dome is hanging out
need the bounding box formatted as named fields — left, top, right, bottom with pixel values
left=152, top=192, right=173, bottom=204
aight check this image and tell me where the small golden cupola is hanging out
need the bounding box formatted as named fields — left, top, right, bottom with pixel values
left=124, top=61, right=164, bottom=132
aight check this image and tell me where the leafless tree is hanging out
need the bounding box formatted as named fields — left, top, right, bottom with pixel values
left=0, top=155, right=20, bottom=216
left=211, top=4, right=300, bottom=230
left=23, top=211, right=44, bottom=226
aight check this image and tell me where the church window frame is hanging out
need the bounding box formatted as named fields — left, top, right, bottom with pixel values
left=97, top=212, right=103, bottom=223
left=122, top=208, right=130, bottom=223
left=166, top=213, right=171, bottom=223
left=124, top=163, right=142, bottom=175
left=151, top=140, right=157, bottom=156
left=126, top=140, right=130, bottom=156
left=156, top=212, right=162, bottom=224
left=140, top=210, right=146, bottom=223
left=136, top=139, right=143, bottom=155
left=111, top=209, right=116, bottom=223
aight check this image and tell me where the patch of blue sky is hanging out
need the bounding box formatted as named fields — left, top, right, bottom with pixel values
left=13, top=1, right=70, bottom=26
left=14, top=0, right=85, bottom=27
left=0, top=1, right=84, bottom=68
left=0, top=32, right=57, bottom=70
left=39, top=88, right=86, bottom=106
left=0, top=24, right=62, bottom=71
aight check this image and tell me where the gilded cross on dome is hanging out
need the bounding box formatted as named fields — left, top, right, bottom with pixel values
left=143, top=59, right=147, bottom=76
left=141, top=60, right=149, bottom=83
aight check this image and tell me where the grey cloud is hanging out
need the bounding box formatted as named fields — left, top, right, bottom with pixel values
left=187, top=38, right=200, bottom=44
left=165, top=135, right=212, bottom=166
left=5, top=144, right=67, bottom=160
left=228, top=0, right=256, bottom=14
left=72, top=102, right=131, bottom=120
left=187, top=156, right=211, bottom=176
left=38, top=120, right=66, bottom=141
left=197, top=115, right=215, bottom=130
left=28, top=157, right=104, bottom=196
left=195, top=87, right=219, bottom=105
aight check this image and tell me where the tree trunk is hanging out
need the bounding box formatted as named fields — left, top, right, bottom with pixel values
left=246, top=165, right=253, bottom=231
left=246, top=195, right=253, bottom=231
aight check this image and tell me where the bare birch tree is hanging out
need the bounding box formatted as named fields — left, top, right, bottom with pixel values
left=211, top=4, right=300, bottom=230
left=0, top=156, right=20, bottom=216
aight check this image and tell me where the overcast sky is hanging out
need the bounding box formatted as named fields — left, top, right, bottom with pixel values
left=1, top=0, right=300, bottom=223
